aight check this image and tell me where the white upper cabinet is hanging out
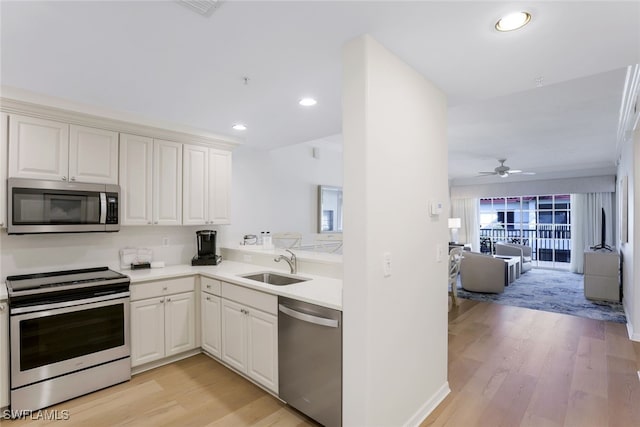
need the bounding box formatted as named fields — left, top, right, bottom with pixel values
left=120, top=135, right=182, bottom=226
left=68, top=125, right=119, bottom=184
left=8, top=115, right=118, bottom=184
left=8, top=114, right=69, bottom=181
left=209, top=149, right=232, bottom=225
left=119, top=134, right=153, bottom=225
left=182, top=145, right=232, bottom=225
left=1, top=113, right=8, bottom=228
left=153, top=139, right=183, bottom=225
left=183, top=144, right=209, bottom=225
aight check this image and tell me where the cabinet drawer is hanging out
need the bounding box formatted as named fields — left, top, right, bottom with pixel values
left=221, top=282, right=277, bottom=315
left=131, top=276, right=196, bottom=301
left=202, top=277, right=222, bottom=296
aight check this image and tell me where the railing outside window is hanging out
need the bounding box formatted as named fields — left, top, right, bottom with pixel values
left=480, top=225, right=571, bottom=262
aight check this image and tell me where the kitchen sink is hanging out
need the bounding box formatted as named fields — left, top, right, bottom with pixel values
left=239, top=271, right=309, bottom=286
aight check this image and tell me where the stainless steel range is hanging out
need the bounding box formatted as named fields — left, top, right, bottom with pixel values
left=6, top=267, right=131, bottom=412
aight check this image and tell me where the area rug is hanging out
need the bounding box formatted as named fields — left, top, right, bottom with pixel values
left=457, top=268, right=626, bottom=323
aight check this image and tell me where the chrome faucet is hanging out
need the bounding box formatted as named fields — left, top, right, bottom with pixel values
left=274, top=249, right=297, bottom=274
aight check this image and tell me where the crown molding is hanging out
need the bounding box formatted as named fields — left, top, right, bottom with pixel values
left=0, top=87, right=242, bottom=151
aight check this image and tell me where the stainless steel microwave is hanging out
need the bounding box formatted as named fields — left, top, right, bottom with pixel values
left=8, top=178, right=120, bottom=234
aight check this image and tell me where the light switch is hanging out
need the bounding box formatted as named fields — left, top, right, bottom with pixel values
left=436, top=244, right=444, bottom=263
left=383, top=252, right=392, bottom=277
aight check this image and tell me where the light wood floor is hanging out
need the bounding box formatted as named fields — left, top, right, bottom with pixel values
left=3, top=300, right=640, bottom=426
left=1, top=354, right=317, bottom=427
left=423, top=298, right=640, bottom=427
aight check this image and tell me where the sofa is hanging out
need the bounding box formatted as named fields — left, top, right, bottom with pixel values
left=459, top=251, right=507, bottom=293
left=494, top=242, right=532, bottom=273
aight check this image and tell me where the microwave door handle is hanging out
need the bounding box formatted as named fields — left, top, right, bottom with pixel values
left=99, top=193, right=107, bottom=224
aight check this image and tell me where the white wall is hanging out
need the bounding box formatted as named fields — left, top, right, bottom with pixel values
left=619, top=128, right=639, bottom=339
left=219, top=140, right=343, bottom=247
left=342, top=35, right=449, bottom=426
left=0, top=226, right=205, bottom=280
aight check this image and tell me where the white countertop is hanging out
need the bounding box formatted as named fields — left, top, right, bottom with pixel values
left=0, top=282, right=6, bottom=301
left=121, top=261, right=342, bottom=310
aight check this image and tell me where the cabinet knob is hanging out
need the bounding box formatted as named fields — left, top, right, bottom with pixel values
left=70, top=176, right=76, bottom=181
left=163, top=287, right=168, bottom=291
left=206, top=297, right=211, bottom=301
left=160, top=299, right=164, bottom=303
left=167, top=298, right=171, bottom=302
left=0, top=304, right=5, bottom=311
left=62, top=176, right=67, bottom=181
left=154, top=221, right=159, bottom=225
left=147, top=221, right=151, bottom=225
left=206, top=285, right=211, bottom=289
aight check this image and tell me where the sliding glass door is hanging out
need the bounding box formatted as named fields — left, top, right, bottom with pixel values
left=479, top=194, right=571, bottom=269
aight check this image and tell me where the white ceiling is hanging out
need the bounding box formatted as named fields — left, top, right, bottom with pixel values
left=1, top=1, right=639, bottom=183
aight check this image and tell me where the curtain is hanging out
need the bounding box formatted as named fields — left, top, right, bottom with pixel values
left=570, top=192, right=614, bottom=273
left=451, top=198, right=480, bottom=252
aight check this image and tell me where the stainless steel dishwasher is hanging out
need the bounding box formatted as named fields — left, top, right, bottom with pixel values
left=278, top=296, right=342, bottom=427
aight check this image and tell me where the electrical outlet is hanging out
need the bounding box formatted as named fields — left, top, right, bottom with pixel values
left=383, top=252, right=392, bottom=277
left=436, top=244, right=443, bottom=263
left=162, top=237, right=169, bottom=247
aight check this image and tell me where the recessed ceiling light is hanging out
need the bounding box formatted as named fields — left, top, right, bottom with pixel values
left=232, top=123, right=247, bottom=131
left=299, top=97, right=317, bottom=107
left=495, top=11, right=531, bottom=32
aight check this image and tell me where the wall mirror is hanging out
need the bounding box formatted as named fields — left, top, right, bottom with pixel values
left=318, top=185, right=343, bottom=233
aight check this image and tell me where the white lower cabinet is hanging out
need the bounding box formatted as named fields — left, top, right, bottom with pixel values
left=0, top=300, right=8, bottom=408
left=220, top=283, right=278, bottom=393
left=130, top=277, right=196, bottom=367
left=201, top=291, right=222, bottom=359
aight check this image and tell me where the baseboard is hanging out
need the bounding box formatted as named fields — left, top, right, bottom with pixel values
left=403, top=381, right=451, bottom=427
left=131, top=349, right=201, bottom=375
left=623, top=301, right=640, bottom=342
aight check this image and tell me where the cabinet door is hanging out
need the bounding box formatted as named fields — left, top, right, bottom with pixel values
left=68, top=125, right=119, bottom=184
left=119, top=134, right=153, bottom=225
left=0, top=113, right=7, bottom=228
left=8, top=114, right=69, bottom=180
left=130, top=297, right=165, bottom=367
left=201, top=292, right=221, bottom=358
left=208, top=149, right=232, bottom=224
left=246, top=308, right=278, bottom=392
left=183, top=144, right=209, bottom=225
left=221, top=299, right=247, bottom=373
left=153, top=139, right=182, bottom=225
left=0, top=301, right=8, bottom=408
left=165, top=292, right=196, bottom=357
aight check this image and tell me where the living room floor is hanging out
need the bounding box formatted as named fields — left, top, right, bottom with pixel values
left=424, top=299, right=640, bottom=426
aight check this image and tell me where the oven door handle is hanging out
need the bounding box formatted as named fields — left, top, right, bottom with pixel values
left=99, top=192, right=107, bottom=224
left=10, top=291, right=130, bottom=315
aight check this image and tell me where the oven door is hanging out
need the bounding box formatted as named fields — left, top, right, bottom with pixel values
left=10, top=294, right=130, bottom=389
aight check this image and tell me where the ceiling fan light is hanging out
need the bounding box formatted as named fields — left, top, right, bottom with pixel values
left=495, top=11, right=531, bottom=32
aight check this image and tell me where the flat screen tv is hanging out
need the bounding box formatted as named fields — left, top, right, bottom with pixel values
left=591, top=207, right=612, bottom=251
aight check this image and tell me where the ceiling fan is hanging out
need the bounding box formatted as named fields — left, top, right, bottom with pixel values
left=478, top=159, right=536, bottom=178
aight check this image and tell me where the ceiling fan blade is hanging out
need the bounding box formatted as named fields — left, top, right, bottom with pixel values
left=478, top=171, right=497, bottom=175
left=520, top=172, right=536, bottom=175
left=509, top=169, right=523, bottom=174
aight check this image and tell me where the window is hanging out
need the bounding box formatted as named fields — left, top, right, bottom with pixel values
left=479, top=195, right=571, bottom=269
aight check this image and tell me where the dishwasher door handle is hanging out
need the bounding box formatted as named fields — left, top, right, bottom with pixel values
left=278, top=304, right=339, bottom=328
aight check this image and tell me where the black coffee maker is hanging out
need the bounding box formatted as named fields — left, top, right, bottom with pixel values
left=192, top=230, right=222, bottom=266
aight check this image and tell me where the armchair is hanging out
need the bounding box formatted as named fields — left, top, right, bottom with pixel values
left=459, top=252, right=506, bottom=293
left=495, top=242, right=532, bottom=273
